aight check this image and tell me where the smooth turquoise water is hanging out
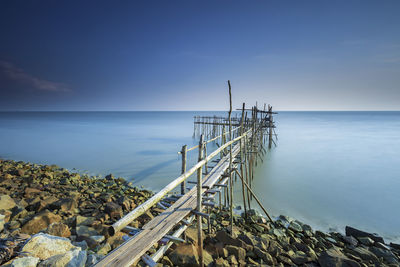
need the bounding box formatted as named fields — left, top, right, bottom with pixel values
left=0, top=111, right=399, bottom=242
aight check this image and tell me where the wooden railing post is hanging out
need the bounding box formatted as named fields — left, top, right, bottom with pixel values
left=197, top=134, right=204, bottom=267
left=227, top=80, right=234, bottom=235
left=239, top=103, right=247, bottom=217
left=180, top=145, right=187, bottom=195
left=204, top=143, right=208, bottom=175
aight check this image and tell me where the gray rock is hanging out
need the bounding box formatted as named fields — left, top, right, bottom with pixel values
left=345, top=226, right=384, bottom=243
left=38, top=248, right=86, bottom=267
left=73, top=240, right=88, bottom=251
left=358, top=236, right=374, bottom=246
left=22, top=233, right=77, bottom=260
left=318, top=247, right=361, bottom=267
left=10, top=256, right=40, bottom=267
left=288, top=220, right=303, bottom=233
left=96, top=243, right=111, bottom=256
left=350, top=247, right=379, bottom=262
left=254, top=247, right=274, bottom=265
left=75, top=216, right=95, bottom=227
left=369, top=247, right=399, bottom=265
left=343, top=236, right=358, bottom=246
left=76, top=226, right=98, bottom=237
left=85, top=254, right=102, bottom=266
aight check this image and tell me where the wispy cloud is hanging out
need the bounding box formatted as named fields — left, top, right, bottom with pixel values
left=0, top=61, right=71, bottom=92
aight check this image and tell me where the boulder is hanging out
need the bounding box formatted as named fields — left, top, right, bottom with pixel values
left=318, top=247, right=361, bottom=267
left=24, top=187, right=42, bottom=198
left=46, top=222, right=71, bottom=238
left=254, top=247, right=274, bottom=265
left=21, top=210, right=62, bottom=235
left=225, top=245, right=246, bottom=261
left=75, top=216, right=95, bottom=227
left=169, top=244, right=199, bottom=266
left=38, top=248, right=86, bottom=267
left=104, top=202, right=122, bottom=219
left=369, top=247, right=399, bottom=265
left=343, top=236, right=358, bottom=246
left=291, top=251, right=312, bottom=265
left=238, top=232, right=255, bottom=246
left=10, top=256, right=40, bottom=267
left=215, top=257, right=230, bottom=267
left=215, top=230, right=242, bottom=247
left=288, top=221, right=303, bottom=232
left=0, top=195, right=16, bottom=210
left=96, top=243, right=111, bottom=256
left=357, top=236, right=374, bottom=246
left=184, top=226, right=199, bottom=245
left=85, top=254, right=102, bottom=266
left=350, top=247, right=379, bottom=262
left=51, top=198, right=77, bottom=212
left=22, top=233, right=77, bottom=260
left=75, top=225, right=98, bottom=237
left=345, top=226, right=384, bottom=243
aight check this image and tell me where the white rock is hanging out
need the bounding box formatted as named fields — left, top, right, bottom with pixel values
left=22, top=233, right=77, bottom=260
left=38, top=249, right=87, bottom=267
left=10, top=256, right=40, bottom=267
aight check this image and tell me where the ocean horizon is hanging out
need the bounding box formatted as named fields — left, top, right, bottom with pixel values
left=1, top=111, right=399, bottom=242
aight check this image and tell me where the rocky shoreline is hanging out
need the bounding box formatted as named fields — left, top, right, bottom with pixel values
left=0, top=159, right=399, bottom=266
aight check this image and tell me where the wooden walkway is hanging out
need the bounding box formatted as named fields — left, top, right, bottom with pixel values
left=94, top=84, right=277, bottom=267
left=94, top=144, right=241, bottom=266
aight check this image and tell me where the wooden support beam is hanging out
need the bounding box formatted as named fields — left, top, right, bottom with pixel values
left=197, top=134, right=204, bottom=267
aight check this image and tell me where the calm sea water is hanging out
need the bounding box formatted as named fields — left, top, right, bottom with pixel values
left=0, top=111, right=399, bottom=242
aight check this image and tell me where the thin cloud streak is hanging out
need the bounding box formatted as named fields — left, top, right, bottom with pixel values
left=0, top=61, right=71, bottom=92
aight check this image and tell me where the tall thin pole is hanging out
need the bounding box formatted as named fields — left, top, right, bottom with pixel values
left=180, top=145, right=187, bottom=195
left=227, top=80, right=234, bottom=235
left=197, top=135, right=204, bottom=267
left=239, top=102, right=247, bottom=217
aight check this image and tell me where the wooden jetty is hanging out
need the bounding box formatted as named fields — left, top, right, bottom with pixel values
left=95, top=81, right=277, bottom=267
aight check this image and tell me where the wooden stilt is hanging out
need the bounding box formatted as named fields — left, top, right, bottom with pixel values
left=197, top=135, right=204, bottom=267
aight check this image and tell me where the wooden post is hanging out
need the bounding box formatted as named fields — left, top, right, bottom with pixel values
left=244, top=135, right=251, bottom=211
left=239, top=103, right=247, bottom=217
left=180, top=145, right=187, bottom=195
left=204, top=143, right=208, bottom=175
left=268, top=105, right=273, bottom=149
left=197, top=134, right=204, bottom=267
left=227, top=80, right=234, bottom=235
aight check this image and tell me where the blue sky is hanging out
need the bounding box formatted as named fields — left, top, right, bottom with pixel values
left=1, top=1, right=399, bottom=111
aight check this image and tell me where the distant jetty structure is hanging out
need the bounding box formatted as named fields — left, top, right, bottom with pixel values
left=95, top=81, right=277, bottom=267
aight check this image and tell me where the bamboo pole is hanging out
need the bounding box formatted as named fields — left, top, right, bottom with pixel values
left=180, top=145, right=187, bottom=195
left=244, top=134, right=251, bottom=211
left=239, top=102, right=247, bottom=217
left=268, top=105, right=273, bottom=149
left=227, top=80, right=234, bottom=235
left=197, top=135, right=204, bottom=267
